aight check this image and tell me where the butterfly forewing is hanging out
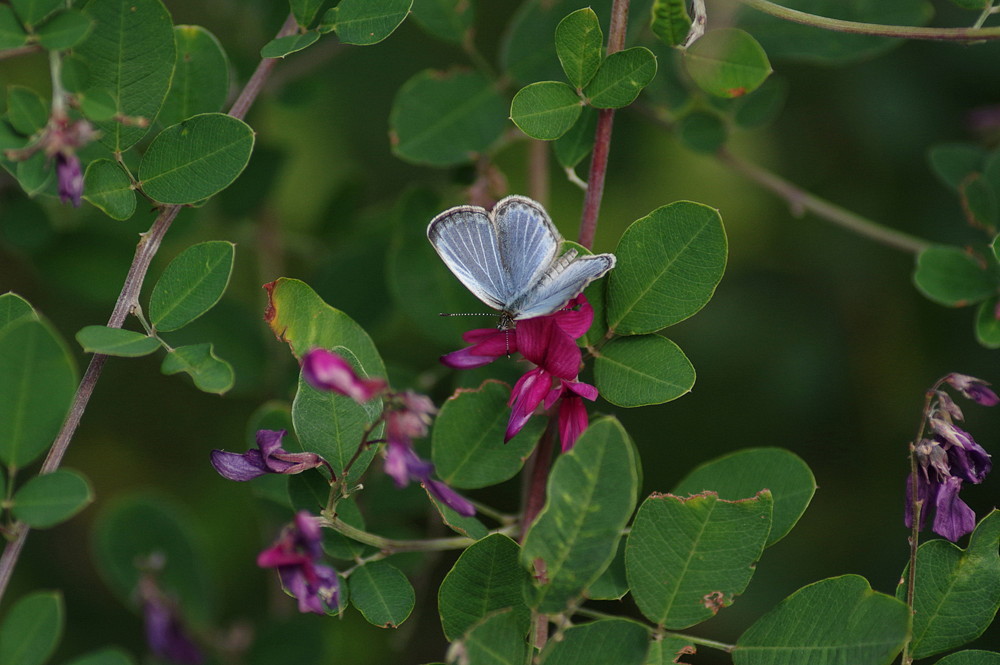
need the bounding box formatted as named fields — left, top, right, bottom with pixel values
left=492, top=196, right=561, bottom=303
left=427, top=206, right=510, bottom=310
left=513, top=251, right=616, bottom=320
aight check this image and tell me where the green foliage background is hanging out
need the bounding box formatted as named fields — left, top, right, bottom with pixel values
left=1, top=0, right=999, bottom=662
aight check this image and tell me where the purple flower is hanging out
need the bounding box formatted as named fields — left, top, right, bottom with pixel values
left=56, top=152, right=83, bottom=207
left=506, top=368, right=553, bottom=443
left=945, top=373, right=1000, bottom=406
left=138, top=573, right=203, bottom=664
left=210, top=429, right=329, bottom=481
left=257, top=512, right=340, bottom=615
left=302, top=348, right=387, bottom=403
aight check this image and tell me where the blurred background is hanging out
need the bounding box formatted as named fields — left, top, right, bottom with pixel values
left=1, top=0, right=999, bottom=662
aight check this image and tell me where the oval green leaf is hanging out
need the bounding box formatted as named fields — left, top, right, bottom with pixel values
left=556, top=8, right=603, bottom=89
left=0, top=591, right=63, bottom=665
left=0, top=6, right=29, bottom=49
left=521, top=417, right=638, bottom=613
left=6, top=86, right=48, bottom=137
left=555, top=105, right=598, bottom=169
left=626, top=491, right=773, bottom=628
left=160, top=343, right=234, bottom=394
left=928, top=143, right=986, bottom=191
left=0, top=293, right=35, bottom=330
left=511, top=81, right=582, bottom=141
left=64, top=647, right=135, bottom=665
left=326, top=0, right=412, bottom=45
left=936, top=652, right=1000, bottom=665
left=584, top=46, right=657, bottom=109
left=594, top=334, right=695, bottom=407
left=36, top=10, right=93, bottom=49
left=895, top=510, right=1000, bottom=660
left=607, top=201, right=728, bottom=334
left=673, top=448, right=816, bottom=546
left=678, top=110, right=727, bottom=153
left=458, top=610, right=528, bottom=664
left=82, top=158, right=136, bottom=220
left=425, top=487, right=490, bottom=540
left=540, top=618, right=649, bottom=665
left=76, top=325, right=160, bottom=357
left=15, top=152, right=52, bottom=197
left=260, top=31, right=320, bottom=58
left=390, top=69, right=508, bottom=167
left=586, top=535, right=628, bottom=600
left=291, top=0, right=325, bottom=27
left=438, top=534, right=531, bottom=641
left=913, top=246, right=997, bottom=307
left=432, top=380, right=542, bottom=489
left=11, top=0, right=61, bottom=27
left=651, top=0, right=692, bottom=47
left=76, top=0, right=175, bottom=151
left=410, top=0, right=474, bottom=44
left=348, top=560, right=415, bottom=627
left=78, top=88, right=118, bottom=122
left=159, top=26, right=230, bottom=126
left=0, top=318, right=77, bottom=468
left=12, top=469, right=94, bottom=528
left=149, top=241, right=235, bottom=332
left=684, top=28, right=772, bottom=98
left=138, top=113, right=255, bottom=204
left=975, top=297, right=1000, bottom=349
left=733, top=575, right=910, bottom=665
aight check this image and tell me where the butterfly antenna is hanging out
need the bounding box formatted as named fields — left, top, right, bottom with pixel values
left=438, top=312, right=497, bottom=318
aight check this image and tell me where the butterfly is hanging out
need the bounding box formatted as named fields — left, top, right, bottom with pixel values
left=427, top=195, right=616, bottom=329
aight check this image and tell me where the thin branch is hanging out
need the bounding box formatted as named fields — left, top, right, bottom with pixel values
left=717, top=148, right=932, bottom=255
left=0, top=44, right=43, bottom=61
left=740, top=0, right=1000, bottom=41
left=322, top=516, right=504, bottom=552
left=0, top=12, right=301, bottom=606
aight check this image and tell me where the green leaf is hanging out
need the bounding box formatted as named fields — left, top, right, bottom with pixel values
left=287, top=468, right=331, bottom=513
left=673, top=448, right=815, bottom=546
left=646, top=635, right=697, bottom=665
left=82, top=159, right=136, bottom=220
left=677, top=110, right=727, bottom=153
left=732, top=76, right=788, bottom=128
left=584, top=46, right=657, bottom=109
left=12, top=469, right=93, bottom=528
left=6, top=86, right=48, bottom=136
left=410, top=0, right=473, bottom=44
left=913, top=246, right=997, bottom=307
left=11, top=0, right=61, bottom=27
left=77, top=88, right=117, bottom=122
left=0, top=6, right=29, bottom=50
left=555, top=105, right=598, bottom=169
left=159, top=26, right=230, bottom=126
left=76, top=0, right=175, bottom=151
left=91, top=495, right=212, bottom=622
left=64, top=647, right=135, bottom=665
left=936, top=652, right=1000, bottom=665
left=138, top=113, right=255, bottom=205
left=738, top=0, right=931, bottom=64
left=432, top=380, right=543, bottom=489
left=292, top=358, right=380, bottom=486
left=149, top=241, right=235, bottom=332
left=326, top=0, right=413, bottom=46
left=458, top=610, right=529, bottom=665
left=510, top=81, right=582, bottom=141
left=425, top=487, right=490, bottom=540
left=607, top=201, right=728, bottom=334
left=651, top=0, right=691, bottom=47
left=263, top=278, right=387, bottom=377
left=521, top=417, right=638, bottom=613
left=733, top=575, right=910, bottom=665
left=626, top=491, right=772, bottom=628
left=975, top=297, right=1000, bottom=349
left=960, top=174, right=998, bottom=227
left=15, top=151, right=53, bottom=197
left=928, top=143, right=986, bottom=192
left=0, top=591, right=63, bottom=665
left=555, top=8, right=603, bottom=89
left=0, top=293, right=35, bottom=331
left=390, top=69, right=508, bottom=167
left=60, top=55, right=90, bottom=93
left=260, top=31, right=320, bottom=58
left=594, top=334, right=695, bottom=407
left=540, top=619, right=648, bottom=665
left=438, top=534, right=532, bottom=641
left=161, top=343, right=234, bottom=394
left=895, top=510, right=1000, bottom=660
left=76, top=325, right=160, bottom=357
left=290, top=0, right=325, bottom=27
left=684, top=28, right=771, bottom=98
left=586, top=535, right=628, bottom=600
left=349, top=560, right=415, bottom=627
left=36, top=10, right=93, bottom=49
left=0, top=318, right=77, bottom=469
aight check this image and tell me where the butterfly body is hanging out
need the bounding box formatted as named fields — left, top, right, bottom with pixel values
left=427, top=196, right=615, bottom=327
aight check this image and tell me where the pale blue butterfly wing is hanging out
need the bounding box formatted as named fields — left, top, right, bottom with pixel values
left=428, top=195, right=616, bottom=321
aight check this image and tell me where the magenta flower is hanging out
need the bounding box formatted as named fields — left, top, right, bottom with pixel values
left=258, top=512, right=340, bottom=614
left=945, top=373, right=1000, bottom=406
left=302, top=348, right=387, bottom=403
left=210, top=429, right=329, bottom=481
left=137, top=573, right=203, bottom=664
left=55, top=152, right=83, bottom=207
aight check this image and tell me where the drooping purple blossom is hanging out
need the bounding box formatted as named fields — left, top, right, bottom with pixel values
left=945, top=373, right=1000, bottom=406
left=302, top=348, right=387, bottom=403
left=257, top=512, right=340, bottom=615
left=137, top=569, right=203, bottom=665
left=55, top=152, right=83, bottom=207
left=210, top=429, right=329, bottom=481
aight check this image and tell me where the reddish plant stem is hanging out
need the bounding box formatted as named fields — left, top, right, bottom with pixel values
left=521, top=424, right=556, bottom=541
left=0, top=13, right=300, bottom=606
left=577, top=0, right=630, bottom=250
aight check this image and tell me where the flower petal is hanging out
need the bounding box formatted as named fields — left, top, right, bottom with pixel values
left=210, top=449, right=268, bottom=481
left=424, top=478, right=476, bottom=516
left=932, top=476, right=977, bottom=541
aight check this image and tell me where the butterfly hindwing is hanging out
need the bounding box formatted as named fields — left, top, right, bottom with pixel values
left=513, top=251, right=616, bottom=320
